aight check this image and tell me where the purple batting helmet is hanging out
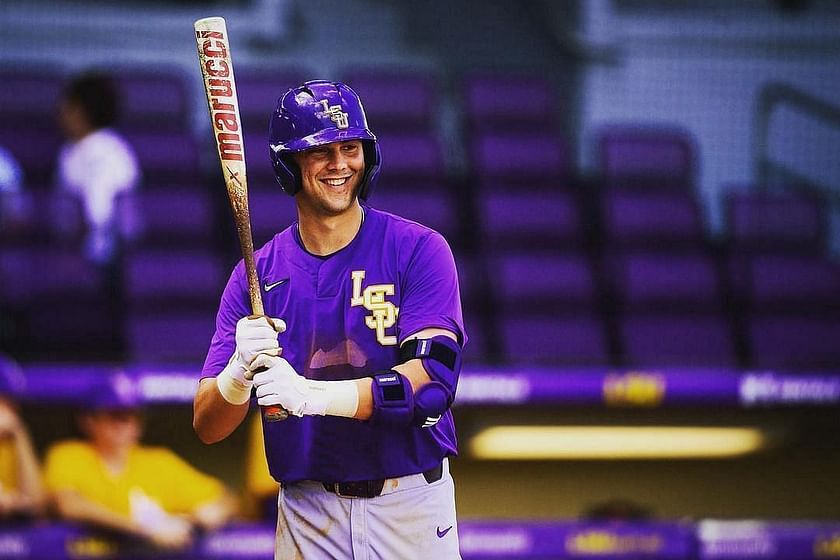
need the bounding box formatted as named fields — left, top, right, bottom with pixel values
left=269, top=80, right=381, bottom=199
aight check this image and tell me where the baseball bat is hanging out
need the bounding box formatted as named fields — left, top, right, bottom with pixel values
left=194, top=16, right=287, bottom=422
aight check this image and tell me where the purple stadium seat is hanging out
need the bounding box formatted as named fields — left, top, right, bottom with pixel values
left=499, top=314, right=608, bottom=365
left=23, top=298, right=118, bottom=357
left=0, top=247, right=103, bottom=306
left=1, top=191, right=86, bottom=245
left=370, top=190, right=457, bottom=239
left=464, top=75, right=555, bottom=132
left=461, top=312, right=487, bottom=364
left=479, top=188, right=582, bottom=248
left=235, top=68, right=308, bottom=129
left=598, top=126, right=695, bottom=186
left=602, top=189, right=704, bottom=248
left=451, top=251, right=484, bottom=303
left=727, top=191, right=825, bottom=253
left=115, top=190, right=216, bottom=248
left=610, top=251, right=721, bottom=310
left=0, top=68, right=64, bottom=128
left=341, top=71, right=436, bottom=132
left=125, top=310, right=218, bottom=364
left=471, top=133, right=568, bottom=180
left=729, top=254, right=840, bottom=310
left=490, top=252, right=595, bottom=311
left=123, top=131, right=200, bottom=185
left=619, top=313, right=736, bottom=367
left=122, top=250, right=226, bottom=302
left=243, top=131, right=276, bottom=189
left=0, top=125, right=63, bottom=189
left=748, top=315, right=840, bottom=370
left=376, top=133, right=444, bottom=183
left=248, top=190, right=299, bottom=247
left=112, top=67, right=191, bottom=131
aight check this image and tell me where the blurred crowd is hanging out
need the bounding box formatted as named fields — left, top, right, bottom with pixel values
left=0, top=351, right=277, bottom=552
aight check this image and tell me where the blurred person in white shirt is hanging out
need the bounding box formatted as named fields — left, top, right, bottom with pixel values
left=57, top=72, right=139, bottom=265
left=0, top=146, right=26, bottom=230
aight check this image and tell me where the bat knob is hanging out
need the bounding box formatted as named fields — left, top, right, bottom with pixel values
left=263, top=406, right=289, bottom=422
left=249, top=364, right=290, bottom=422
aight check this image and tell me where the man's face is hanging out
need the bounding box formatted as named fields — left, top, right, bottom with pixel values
left=58, top=99, right=89, bottom=141
left=293, top=140, right=365, bottom=216
left=80, top=409, right=143, bottom=454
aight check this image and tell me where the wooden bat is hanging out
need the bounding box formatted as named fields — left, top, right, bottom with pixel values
left=194, top=16, right=287, bottom=421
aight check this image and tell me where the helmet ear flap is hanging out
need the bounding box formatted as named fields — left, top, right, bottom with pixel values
left=358, top=140, right=382, bottom=201
left=271, top=151, right=302, bottom=195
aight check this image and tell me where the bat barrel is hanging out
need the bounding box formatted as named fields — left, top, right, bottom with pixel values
left=195, top=15, right=287, bottom=422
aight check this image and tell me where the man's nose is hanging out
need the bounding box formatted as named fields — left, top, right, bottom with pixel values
left=325, top=148, right=348, bottom=170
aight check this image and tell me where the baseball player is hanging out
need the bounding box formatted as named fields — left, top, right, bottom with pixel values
left=194, top=80, right=466, bottom=559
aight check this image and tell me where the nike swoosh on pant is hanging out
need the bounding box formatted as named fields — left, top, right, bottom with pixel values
left=436, top=525, right=453, bottom=538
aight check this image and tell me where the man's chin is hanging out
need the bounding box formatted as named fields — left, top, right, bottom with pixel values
left=319, top=196, right=356, bottom=216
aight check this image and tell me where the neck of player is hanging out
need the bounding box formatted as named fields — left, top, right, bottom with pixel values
left=297, top=201, right=364, bottom=256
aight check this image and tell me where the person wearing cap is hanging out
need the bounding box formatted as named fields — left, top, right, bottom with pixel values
left=0, top=354, right=45, bottom=518
left=43, top=373, right=238, bottom=551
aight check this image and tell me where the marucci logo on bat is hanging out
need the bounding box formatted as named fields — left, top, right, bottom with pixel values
left=197, top=29, right=243, bottom=162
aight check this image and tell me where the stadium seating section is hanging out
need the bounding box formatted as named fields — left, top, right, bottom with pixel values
left=1, top=65, right=837, bottom=373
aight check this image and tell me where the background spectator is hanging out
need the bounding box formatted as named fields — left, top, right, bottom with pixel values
left=0, top=354, right=45, bottom=519
left=56, top=71, right=140, bottom=265
left=43, top=373, right=237, bottom=551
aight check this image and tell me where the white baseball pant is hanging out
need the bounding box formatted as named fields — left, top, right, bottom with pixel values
left=275, top=459, right=461, bottom=560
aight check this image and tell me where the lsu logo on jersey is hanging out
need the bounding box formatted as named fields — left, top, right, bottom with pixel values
left=351, top=270, right=399, bottom=346
left=317, top=99, right=349, bottom=129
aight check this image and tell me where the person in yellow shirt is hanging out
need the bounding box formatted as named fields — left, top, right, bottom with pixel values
left=0, top=355, right=45, bottom=518
left=44, top=373, right=238, bottom=551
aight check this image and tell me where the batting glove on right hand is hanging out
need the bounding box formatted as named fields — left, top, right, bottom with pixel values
left=251, top=354, right=359, bottom=418
left=217, top=315, right=285, bottom=405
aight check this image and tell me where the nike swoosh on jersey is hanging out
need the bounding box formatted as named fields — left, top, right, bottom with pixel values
left=263, top=279, right=289, bottom=292
left=436, top=525, right=453, bottom=538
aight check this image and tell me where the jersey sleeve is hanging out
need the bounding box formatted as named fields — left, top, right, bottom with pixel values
left=397, top=232, right=467, bottom=346
left=201, top=262, right=251, bottom=379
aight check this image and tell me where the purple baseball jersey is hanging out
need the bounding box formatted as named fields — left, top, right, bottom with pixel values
left=202, top=207, right=466, bottom=483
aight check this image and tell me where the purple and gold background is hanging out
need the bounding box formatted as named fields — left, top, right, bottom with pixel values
left=2, top=0, right=840, bottom=558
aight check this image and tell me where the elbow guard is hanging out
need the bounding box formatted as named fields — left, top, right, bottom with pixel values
left=370, top=336, right=463, bottom=428
left=401, top=336, right=462, bottom=427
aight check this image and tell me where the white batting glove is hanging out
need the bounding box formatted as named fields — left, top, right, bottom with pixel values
left=236, top=315, right=285, bottom=367
left=251, top=354, right=359, bottom=418
left=217, top=316, right=285, bottom=405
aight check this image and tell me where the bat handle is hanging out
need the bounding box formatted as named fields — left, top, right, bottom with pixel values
left=249, top=364, right=290, bottom=422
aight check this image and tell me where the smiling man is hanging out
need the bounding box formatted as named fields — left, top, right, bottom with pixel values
left=193, top=80, right=467, bottom=559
